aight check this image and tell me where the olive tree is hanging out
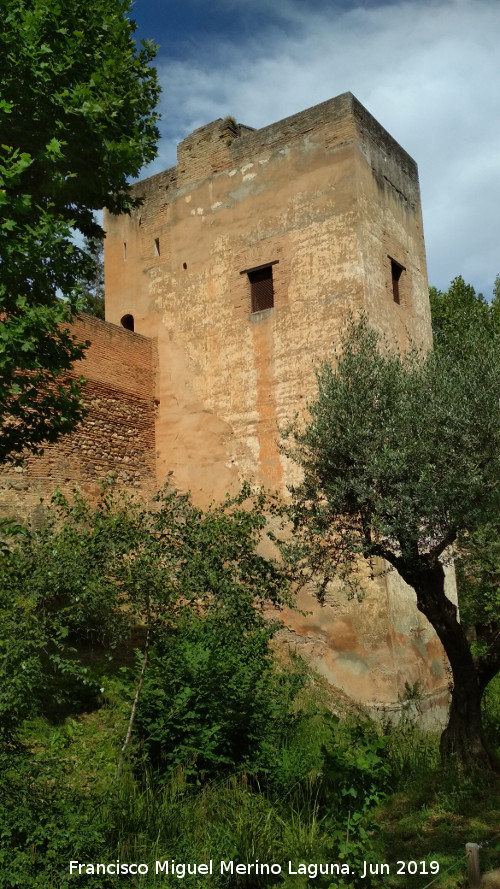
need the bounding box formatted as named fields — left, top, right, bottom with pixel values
left=285, top=316, right=499, bottom=768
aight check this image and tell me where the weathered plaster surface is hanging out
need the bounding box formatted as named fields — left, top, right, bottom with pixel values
left=104, top=93, right=430, bottom=502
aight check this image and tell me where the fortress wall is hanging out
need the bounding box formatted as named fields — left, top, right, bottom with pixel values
left=105, top=94, right=372, bottom=500
left=0, top=315, right=157, bottom=522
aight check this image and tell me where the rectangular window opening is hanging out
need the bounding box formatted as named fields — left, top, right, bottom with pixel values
left=247, top=265, right=274, bottom=313
left=390, top=258, right=405, bottom=304
left=154, top=237, right=160, bottom=257
left=123, top=242, right=127, bottom=260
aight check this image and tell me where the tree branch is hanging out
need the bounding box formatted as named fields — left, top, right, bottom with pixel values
left=115, top=626, right=149, bottom=782
left=476, top=632, right=500, bottom=693
left=428, top=527, right=457, bottom=563
left=116, top=580, right=152, bottom=782
left=367, top=542, right=405, bottom=575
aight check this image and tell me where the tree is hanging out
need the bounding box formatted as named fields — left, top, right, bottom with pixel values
left=0, top=0, right=160, bottom=460
left=429, top=277, right=500, bottom=673
left=284, top=314, right=500, bottom=768
left=494, top=275, right=500, bottom=325
left=429, top=275, right=498, bottom=357
left=78, top=236, right=105, bottom=320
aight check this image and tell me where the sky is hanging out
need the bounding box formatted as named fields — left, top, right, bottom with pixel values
left=130, top=0, right=499, bottom=298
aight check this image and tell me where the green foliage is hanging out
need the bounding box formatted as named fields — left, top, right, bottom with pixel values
left=0, top=751, right=110, bottom=889
left=493, top=274, right=500, bottom=322
left=429, top=277, right=500, bottom=652
left=285, top=317, right=499, bottom=569
left=1, top=0, right=160, bottom=236
left=0, top=516, right=28, bottom=553
left=382, top=718, right=439, bottom=788
left=429, top=275, right=498, bottom=358
left=147, top=483, right=291, bottom=616
left=482, top=673, right=500, bottom=750
left=0, top=0, right=160, bottom=459
left=136, top=612, right=299, bottom=779
left=456, top=521, right=500, bottom=631
left=78, top=236, right=105, bottom=319
left=2, top=655, right=497, bottom=888
left=283, top=310, right=500, bottom=765
left=375, top=712, right=500, bottom=888
left=111, top=712, right=390, bottom=889
left=0, top=484, right=291, bottom=744
left=0, top=489, right=498, bottom=889
left=131, top=484, right=295, bottom=781
left=0, top=482, right=400, bottom=888
left=0, top=490, right=151, bottom=735
left=3, top=478, right=497, bottom=885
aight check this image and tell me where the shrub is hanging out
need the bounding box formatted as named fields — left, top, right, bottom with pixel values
left=135, top=612, right=303, bottom=780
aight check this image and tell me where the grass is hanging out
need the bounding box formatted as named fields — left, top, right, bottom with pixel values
left=374, top=711, right=500, bottom=889
left=2, top=671, right=499, bottom=889
left=376, top=773, right=500, bottom=888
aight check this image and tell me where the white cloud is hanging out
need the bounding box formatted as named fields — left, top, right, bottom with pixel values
left=148, top=0, right=500, bottom=295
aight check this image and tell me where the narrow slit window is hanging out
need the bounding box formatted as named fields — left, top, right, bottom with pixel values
left=390, top=258, right=405, bottom=304
left=123, top=242, right=127, bottom=260
left=120, top=314, right=134, bottom=331
left=154, top=238, right=160, bottom=257
left=248, top=265, right=274, bottom=312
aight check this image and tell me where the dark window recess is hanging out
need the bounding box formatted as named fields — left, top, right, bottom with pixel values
left=121, top=314, right=134, bottom=331
left=123, top=242, right=127, bottom=260
left=390, top=258, right=405, bottom=304
left=248, top=265, right=274, bottom=312
left=154, top=237, right=160, bottom=256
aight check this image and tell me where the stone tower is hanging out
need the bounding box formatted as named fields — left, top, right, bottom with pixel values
left=104, top=92, right=431, bottom=504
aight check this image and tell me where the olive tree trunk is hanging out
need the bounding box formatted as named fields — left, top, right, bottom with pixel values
left=408, top=562, right=496, bottom=770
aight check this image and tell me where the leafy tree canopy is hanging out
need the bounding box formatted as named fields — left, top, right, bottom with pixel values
left=429, top=274, right=499, bottom=357
left=78, top=236, right=105, bottom=320
left=0, top=483, right=291, bottom=748
left=0, top=0, right=160, bottom=460
left=429, top=276, right=500, bottom=648
left=284, top=308, right=500, bottom=768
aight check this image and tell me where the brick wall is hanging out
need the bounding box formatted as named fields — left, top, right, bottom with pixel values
left=0, top=314, right=157, bottom=522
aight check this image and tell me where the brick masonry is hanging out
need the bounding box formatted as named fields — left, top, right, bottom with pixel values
left=0, top=314, right=157, bottom=522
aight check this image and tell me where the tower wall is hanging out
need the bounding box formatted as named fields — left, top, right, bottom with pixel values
left=104, top=93, right=430, bottom=503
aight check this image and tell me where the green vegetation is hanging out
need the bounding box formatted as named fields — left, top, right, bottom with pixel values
left=0, top=0, right=159, bottom=460
left=0, top=486, right=388, bottom=888
left=429, top=277, right=500, bottom=666
left=78, top=236, right=105, bottom=320
left=0, top=483, right=498, bottom=889
left=375, top=713, right=500, bottom=888
left=0, top=276, right=498, bottom=887
left=282, top=282, right=500, bottom=769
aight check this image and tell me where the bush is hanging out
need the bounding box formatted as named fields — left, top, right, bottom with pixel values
left=135, top=612, right=303, bottom=780
left=0, top=483, right=291, bottom=742
left=0, top=750, right=112, bottom=889
left=0, top=490, right=147, bottom=736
